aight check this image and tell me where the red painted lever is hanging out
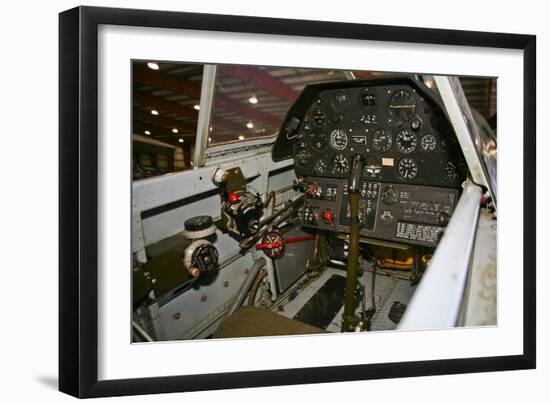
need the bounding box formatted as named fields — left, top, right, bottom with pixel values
left=255, top=235, right=315, bottom=250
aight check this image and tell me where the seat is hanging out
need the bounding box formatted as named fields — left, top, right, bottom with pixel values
left=213, top=306, right=327, bottom=339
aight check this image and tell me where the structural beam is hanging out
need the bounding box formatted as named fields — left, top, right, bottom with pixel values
left=133, top=123, right=195, bottom=139
left=353, top=71, right=375, bottom=79
left=134, top=91, right=198, bottom=120
left=133, top=110, right=196, bottom=133
left=217, top=65, right=299, bottom=103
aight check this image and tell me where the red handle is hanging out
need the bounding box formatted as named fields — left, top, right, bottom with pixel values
left=255, top=235, right=315, bottom=250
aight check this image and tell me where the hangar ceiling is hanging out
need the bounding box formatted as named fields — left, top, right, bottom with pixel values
left=132, top=61, right=496, bottom=165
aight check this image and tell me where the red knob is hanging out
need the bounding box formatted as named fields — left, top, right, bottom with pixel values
left=228, top=192, right=239, bottom=203
left=323, top=210, right=334, bottom=226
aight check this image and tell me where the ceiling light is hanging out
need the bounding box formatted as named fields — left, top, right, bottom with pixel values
left=178, top=138, right=184, bottom=143
left=147, top=62, right=159, bottom=70
left=144, top=130, right=151, bottom=135
left=208, top=137, right=212, bottom=142
left=238, top=135, right=245, bottom=140
left=172, top=128, right=178, bottom=134
left=248, top=95, right=258, bottom=104
left=150, top=109, right=159, bottom=115
left=193, top=104, right=200, bottom=110
left=246, top=122, right=254, bottom=129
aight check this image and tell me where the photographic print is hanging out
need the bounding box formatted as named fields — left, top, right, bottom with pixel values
left=59, top=7, right=535, bottom=397
left=131, top=62, right=497, bottom=341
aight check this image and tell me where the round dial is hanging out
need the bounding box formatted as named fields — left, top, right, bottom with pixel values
left=372, top=128, right=393, bottom=152
left=397, top=158, right=418, bottom=179
left=446, top=161, right=458, bottom=180
left=362, top=156, right=382, bottom=178
left=330, top=129, right=348, bottom=150
left=421, top=134, right=437, bottom=151
left=332, top=91, right=348, bottom=112
left=396, top=129, right=418, bottom=153
left=294, top=141, right=312, bottom=166
left=313, top=108, right=326, bottom=125
left=260, top=231, right=285, bottom=259
left=388, top=89, right=417, bottom=122
left=332, top=154, right=349, bottom=175
left=307, top=128, right=327, bottom=150
left=360, top=89, right=376, bottom=107
left=313, top=159, right=327, bottom=175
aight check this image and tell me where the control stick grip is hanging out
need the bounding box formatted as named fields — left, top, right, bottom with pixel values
left=348, top=154, right=365, bottom=194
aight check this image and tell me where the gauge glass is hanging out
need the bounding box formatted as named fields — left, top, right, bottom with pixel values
left=330, top=129, right=348, bottom=150
left=397, top=158, right=418, bottom=179
left=372, top=128, right=392, bottom=152
left=388, top=89, right=417, bottom=122
left=360, top=89, right=376, bottom=107
left=332, top=91, right=348, bottom=112
left=396, top=129, right=418, bottom=153
left=307, top=128, right=327, bottom=150
left=332, top=154, right=349, bottom=175
left=294, top=141, right=312, bottom=166
left=362, top=156, right=382, bottom=178
left=313, top=159, right=327, bottom=175
left=421, top=134, right=437, bottom=151
left=313, top=108, right=326, bottom=125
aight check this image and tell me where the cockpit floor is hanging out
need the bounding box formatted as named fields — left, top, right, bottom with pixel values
left=275, top=266, right=417, bottom=332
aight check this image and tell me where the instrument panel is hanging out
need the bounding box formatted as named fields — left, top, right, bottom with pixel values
left=303, top=178, right=458, bottom=247
left=290, top=83, right=466, bottom=187
left=273, top=77, right=469, bottom=247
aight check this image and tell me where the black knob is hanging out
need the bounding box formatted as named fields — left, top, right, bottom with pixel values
left=382, top=186, right=397, bottom=205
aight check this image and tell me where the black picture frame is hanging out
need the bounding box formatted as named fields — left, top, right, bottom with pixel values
left=59, top=6, right=536, bottom=398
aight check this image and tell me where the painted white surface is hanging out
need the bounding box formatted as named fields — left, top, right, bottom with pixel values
left=0, top=1, right=547, bottom=403
left=97, top=9, right=523, bottom=382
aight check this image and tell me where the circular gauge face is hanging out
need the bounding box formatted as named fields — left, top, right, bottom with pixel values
left=388, top=89, right=417, bottom=122
left=313, top=108, right=326, bottom=125
left=396, top=129, right=418, bottom=153
left=307, top=128, right=327, bottom=150
left=446, top=161, right=459, bottom=180
left=360, top=89, right=376, bottom=107
left=294, top=141, right=312, bottom=166
left=421, top=134, right=437, bottom=151
left=372, top=128, right=393, bottom=152
left=330, top=129, right=348, bottom=150
left=313, top=159, right=327, bottom=175
left=397, top=158, right=418, bottom=180
left=362, top=156, right=382, bottom=178
left=332, top=154, right=349, bottom=175
left=332, top=91, right=348, bottom=112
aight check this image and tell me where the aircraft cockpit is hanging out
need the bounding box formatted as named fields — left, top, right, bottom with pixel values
left=132, top=63, right=497, bottom=341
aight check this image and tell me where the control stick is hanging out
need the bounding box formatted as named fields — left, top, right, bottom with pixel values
left=342, top=154, right=366, bottom=332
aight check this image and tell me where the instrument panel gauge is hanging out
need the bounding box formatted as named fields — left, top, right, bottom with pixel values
left=362, top=156, right=382, bottom=178
left=420, top=134, right=437, bottom=151
left=332, top=91, right=348, bottom=112
left=388, top=89, right=417, bottom=122
left=294, top=141, right=312, bottom=167
left=332, top=154, right=349, bottom=175
left=307, top=128, right=327, bottom=150
left=372, top=128, right=393, bottom=152
left=313, top=108, right=326, bottom=125
left=313, top=159, right=327, bottom=175
left=396, top=129, right=418, bottom=153
left=397, top=158, right=418, bottom=180
left=360, top=89, right=376, bottom=107
left=330, top=129, right=348, bottom=150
